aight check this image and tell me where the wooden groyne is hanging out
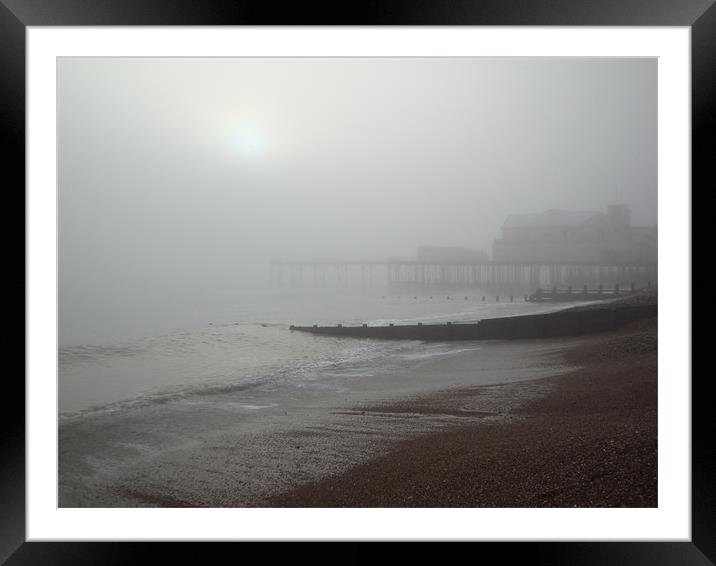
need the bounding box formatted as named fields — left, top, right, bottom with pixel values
left=290, top=304, right=657, bottom=342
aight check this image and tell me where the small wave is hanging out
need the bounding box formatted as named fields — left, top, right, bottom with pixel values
left=59, top=343, right=147, bottom=364
left=59, top=373, right=272, bottom=422
left=400, top=345, right=482, bottom=361
left=59, top=338, right=405, bottom=422
left=222, top=402, right=277, bottom=411
left=364, top=307, right=492, bottom=327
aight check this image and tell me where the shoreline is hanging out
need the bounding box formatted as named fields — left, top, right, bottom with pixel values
left=269, top=315, right=657, bottom=507
left=59, top=293, right=657, bottom=508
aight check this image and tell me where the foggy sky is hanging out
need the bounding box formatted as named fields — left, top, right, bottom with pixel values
left=58, top=57, right=656, bottom=339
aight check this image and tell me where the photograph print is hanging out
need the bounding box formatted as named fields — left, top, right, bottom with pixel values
left=58, top=56, right=658, bottom=508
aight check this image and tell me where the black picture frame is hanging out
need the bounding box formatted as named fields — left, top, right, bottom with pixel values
left=6, top=1, right=711, bottom=563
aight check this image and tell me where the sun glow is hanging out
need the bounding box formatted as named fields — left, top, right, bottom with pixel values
left=234, top=130, right=269, bottom=156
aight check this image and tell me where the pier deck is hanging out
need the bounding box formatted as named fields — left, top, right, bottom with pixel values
left=270, top=258, right=657, bottom=289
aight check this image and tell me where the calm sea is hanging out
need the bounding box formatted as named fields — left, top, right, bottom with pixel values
left=59, top=285, right=580, bottom=417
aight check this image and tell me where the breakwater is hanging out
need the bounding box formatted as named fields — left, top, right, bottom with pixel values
left=290, top=303, right=656, bottom=341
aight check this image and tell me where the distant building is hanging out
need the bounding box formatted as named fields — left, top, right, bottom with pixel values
left=416, top=246, right=489, bottom=263
left=492, top=205, right=657, bottom=264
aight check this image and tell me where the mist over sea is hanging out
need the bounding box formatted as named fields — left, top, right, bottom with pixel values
left=54, top=57, right=658, bottom=508
left=57, top=57, right=656, bottom=422
left=59, top=285, right=586, bottom=417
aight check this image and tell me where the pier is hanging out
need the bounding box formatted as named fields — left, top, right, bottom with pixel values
left=270, top=258, right=657, bottom=291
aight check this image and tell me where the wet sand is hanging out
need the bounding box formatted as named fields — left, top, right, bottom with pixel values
left=269, top=315, right=657, bottom=507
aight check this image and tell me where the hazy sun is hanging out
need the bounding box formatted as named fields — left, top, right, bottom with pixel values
left=234, top=130, right=268, bottom=156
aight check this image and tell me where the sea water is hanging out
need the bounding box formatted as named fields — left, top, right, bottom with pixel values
left=59, top=285, right=586, bottom=418
left=58, top=285, right=596, bottom=507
